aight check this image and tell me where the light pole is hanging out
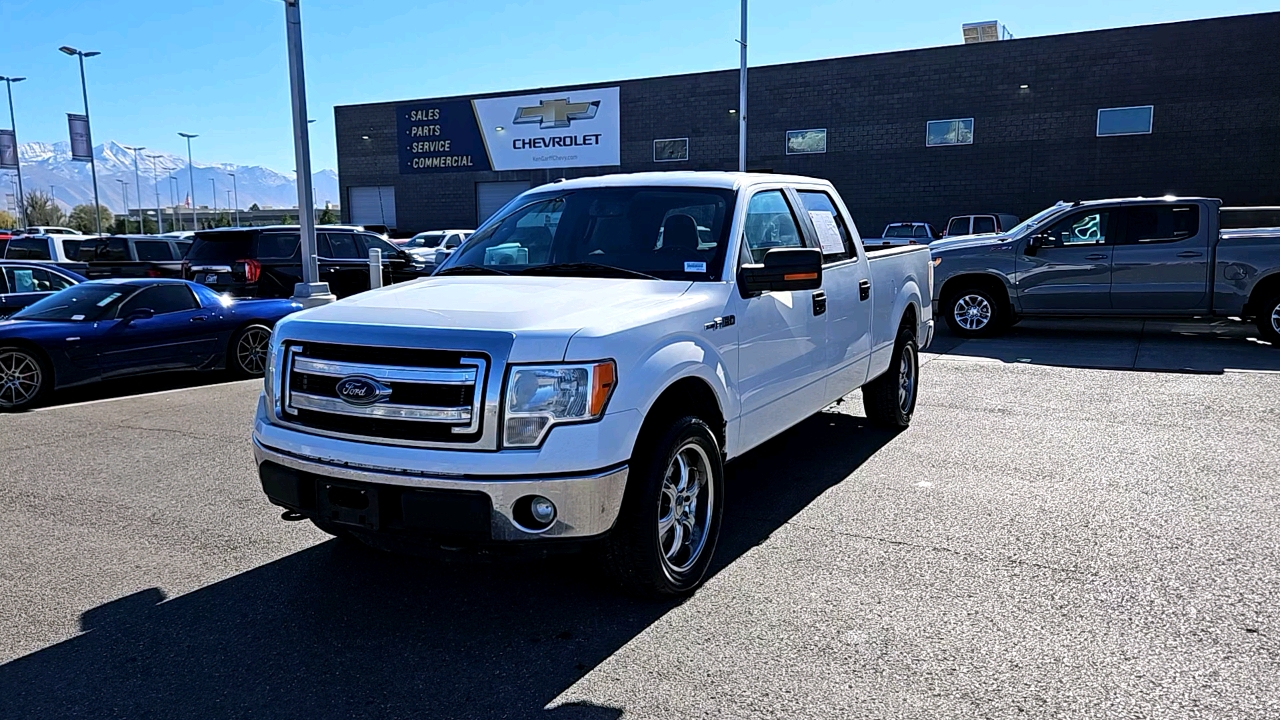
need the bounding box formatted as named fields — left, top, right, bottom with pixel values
left=125, top=145, right=145, bottom=233
left=283, top=0, right=333, bottom=306
left=147, top=154, right=164, bottom=233
left=0, top=76, right=27, bottom=226
left=209, top=178, right=216, bottom=219
left=178, top=132, right=198, bottom=231
left=59, top=47, right=103, bottom=236
left=227, top=172, right=240, bottom=227
left=116, top=179, right=129, bottom=232
left=737, top=0, right=747, bottom=172
left=168, top=175, right=178, bottom=230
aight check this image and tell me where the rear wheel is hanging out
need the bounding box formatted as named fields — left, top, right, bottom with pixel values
left=1256, top=294, right=1280, bottom=345
left=230, top=324, right=272, bottom=377
left=862, top=326, right=919, bottom=429
left=943, top=284, right=1006, bottom=338
left=0, top=347, right=51, bottom=412
left=604, top=416, right=724, bottom=598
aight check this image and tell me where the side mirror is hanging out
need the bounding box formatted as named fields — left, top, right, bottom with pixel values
left=737, top=248, right=823, bottom=297
left=120, top=307, right=154, bottom=324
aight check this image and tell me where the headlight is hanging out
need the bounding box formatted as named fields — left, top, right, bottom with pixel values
left=503, top=361, right=616, bottom=448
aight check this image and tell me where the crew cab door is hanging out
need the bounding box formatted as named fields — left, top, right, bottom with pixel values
left=730, top=189, right=829, bottom=452
left=1110, top=203, right=1209, bottom=312
left=1017, top=209, right=1116, bottom=311
left=792, top=188, right=872, bottom=403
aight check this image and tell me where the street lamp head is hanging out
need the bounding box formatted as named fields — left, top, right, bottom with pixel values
left=59, top=46, right=78, bottom=56
left=0, top=76, right=26, bottom=83
left=178, top=132, right=198, bottom=139
left=84, top=52, right=101, bottom=58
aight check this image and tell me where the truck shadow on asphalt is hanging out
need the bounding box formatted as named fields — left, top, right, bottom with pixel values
left=0, top=411, right=897, bottom=720
left=928, top=318, right=1279, bottom=374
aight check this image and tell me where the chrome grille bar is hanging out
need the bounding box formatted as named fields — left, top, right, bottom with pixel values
left=293, top=357, right=477, bottom=385
left=289, top=392, right=472, bottom=422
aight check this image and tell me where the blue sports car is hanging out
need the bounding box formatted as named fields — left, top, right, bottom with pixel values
left=0, top=279, right=301, bottom=411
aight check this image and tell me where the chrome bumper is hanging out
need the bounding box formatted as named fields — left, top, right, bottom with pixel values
left=253, top=437, right=628, bottom=541
left=922, top=318, right=936, bottom=349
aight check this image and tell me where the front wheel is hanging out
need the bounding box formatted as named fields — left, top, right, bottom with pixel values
left=229, top=324, right=273, bottom=377
left=604, top=416, right=724, bottom=598
left=862, top=327, right=919, bottom=429
left=1256, top=295, right=1280, bottom=345
left=0, top=346, right=52, bottom=412
left=943, top=285, right=1005, bottom=338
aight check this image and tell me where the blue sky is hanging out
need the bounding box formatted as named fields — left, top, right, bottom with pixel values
left=0, top=0, right=1272, bottom=173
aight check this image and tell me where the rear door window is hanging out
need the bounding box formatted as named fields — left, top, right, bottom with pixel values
left=135, top=241, right=175, bottom=261
left=972, top=216, right=997, bottom=234
left=6, top=237, right=51, bottom=260
left=4, top=267, right=71, bottom=293
left=256, top=233, right=300, bottom=260
left=1119, top=205, right=1201, bottom=244
left=796, top=190, right=854, bottom=262
left=946, top=218, right=970, bottom=236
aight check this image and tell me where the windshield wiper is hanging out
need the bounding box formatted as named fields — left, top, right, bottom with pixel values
left=519, top=262, right=660, bottom=280
left=434, top=264, right=510, bottom=277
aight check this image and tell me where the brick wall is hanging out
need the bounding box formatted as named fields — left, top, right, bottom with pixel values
left=335, top=12, right=1280, bottom=236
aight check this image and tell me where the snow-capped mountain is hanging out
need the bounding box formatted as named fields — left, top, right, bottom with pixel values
left=8, top=140, right=338, bottom=213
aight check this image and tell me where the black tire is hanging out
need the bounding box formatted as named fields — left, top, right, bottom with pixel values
left=0, top=345, right=52, bottom=412
left=1255, top=295, right=1280, bottom=345
left=943, top=284, right=1006, bottom=338
left=229, top=324, right=272, bottom=377
left=604, top=416, right=724, bottom=598
left=863, top=326, right=919, bottom=429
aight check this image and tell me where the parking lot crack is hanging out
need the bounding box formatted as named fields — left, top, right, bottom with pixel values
left=791, top=523, right=1100, bottom=578
left=114, top=423, right=221, bottom=442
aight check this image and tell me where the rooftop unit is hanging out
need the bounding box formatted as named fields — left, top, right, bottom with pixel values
left=962, top=21, right=1013, bottom=44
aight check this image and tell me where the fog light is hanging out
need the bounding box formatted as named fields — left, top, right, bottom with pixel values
left=513, top=494, right=557, bottom=532
left=531, top=496, right=556, bottom=524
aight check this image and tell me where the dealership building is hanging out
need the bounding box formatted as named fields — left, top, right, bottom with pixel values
left=334, top=11, right=1280, bottom=235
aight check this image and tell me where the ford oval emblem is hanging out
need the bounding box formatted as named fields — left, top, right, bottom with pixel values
left=335, top=375, right=392, bottom=406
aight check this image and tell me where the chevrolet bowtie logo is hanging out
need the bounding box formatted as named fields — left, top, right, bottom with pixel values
left=513, top=98, right=600, bottom=129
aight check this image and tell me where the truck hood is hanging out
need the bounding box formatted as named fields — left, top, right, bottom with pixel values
left=930, top=233, right=1014, bottom=253
left=290, top=276, right=696, bottom=333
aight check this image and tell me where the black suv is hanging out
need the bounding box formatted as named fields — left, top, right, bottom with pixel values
left=183, top=226, right=425, bottom=298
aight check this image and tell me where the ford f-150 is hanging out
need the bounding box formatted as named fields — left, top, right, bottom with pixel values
left=252, top=172, right=934, bottom=596
left=930, top=197, right=1280, bottom=343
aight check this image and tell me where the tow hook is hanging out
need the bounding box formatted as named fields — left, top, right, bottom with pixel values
left=280, top=510, right=305, bottom=522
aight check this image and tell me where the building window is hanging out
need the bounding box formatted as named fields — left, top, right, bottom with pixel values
left=926, top=118, right=974, bottom=147
left=653, top=138, right=689, bottom=162
left=1097, top=106, right=1153, bottom=136
left=786, top=129, right=827, bottom=155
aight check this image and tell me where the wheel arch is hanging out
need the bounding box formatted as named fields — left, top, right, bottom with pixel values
left=1246, top=271, right=1280, bottom=317
left=634, top=375, right=727, bottom=463
left=937, top=272, right=1014, bottom=314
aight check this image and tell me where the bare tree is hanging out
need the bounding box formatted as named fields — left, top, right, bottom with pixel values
left=24, top=191, right=68, bottom=226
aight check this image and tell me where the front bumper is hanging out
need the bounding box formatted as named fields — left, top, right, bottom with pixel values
left=253, top=437, right=628, bottom=541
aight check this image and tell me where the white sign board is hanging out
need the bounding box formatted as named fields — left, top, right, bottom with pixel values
left=473, top=87, right=620, bottom=171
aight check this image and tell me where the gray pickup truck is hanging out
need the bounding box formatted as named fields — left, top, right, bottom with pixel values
left=930, top=197, right=1280, bottom=343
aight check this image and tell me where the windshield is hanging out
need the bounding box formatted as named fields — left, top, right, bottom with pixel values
left=406, top=232, right=447, bottom=249
left=442, top=187, right=736, bottom=281
left=1007, top=204, right=1069, bottom=238
left=12, top=284, right=137, bottom=321
left=883, top=225, right=916, bottom=238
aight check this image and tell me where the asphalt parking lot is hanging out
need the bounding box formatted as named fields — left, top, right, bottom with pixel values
left=1, top=318, right=1278, bottom=719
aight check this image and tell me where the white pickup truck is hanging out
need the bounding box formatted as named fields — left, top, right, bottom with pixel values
left=253, top=172, right=934, bottom=596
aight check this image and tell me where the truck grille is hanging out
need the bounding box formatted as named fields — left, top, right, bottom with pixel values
left=282, top=341, right=487, bottom=445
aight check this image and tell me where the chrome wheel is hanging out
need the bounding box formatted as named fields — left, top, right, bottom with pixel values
left=898, top=342, right=917, bottom=414
left=235, top=326, right=271, bottom=376
left=953, top=294, right=992, bottom=331
left=657, top=441, right=715, bottom=574
left=1271, top=303, right=1280, bottom=335
left=0, top=350, right=44, bottom=409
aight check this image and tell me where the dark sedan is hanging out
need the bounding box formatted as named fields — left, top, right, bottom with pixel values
left=0, top=279, right=300, bottom=411
left=0, top=262, right=87, bottom=319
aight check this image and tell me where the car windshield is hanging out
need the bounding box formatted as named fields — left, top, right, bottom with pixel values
left=883, top=225, right=916, bottom=238
left=443, top=186, right=736, bottom=281
left=11, top=284, right=137, bottom=321
left=406, top=232, right=447, bottom=249
left=1007, top=204, right=1068, bottom=238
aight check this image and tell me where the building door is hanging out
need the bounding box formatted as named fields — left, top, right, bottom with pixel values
left=349, top=186, right=397, bottom=229
left=476, top=181, right=530, bottom=227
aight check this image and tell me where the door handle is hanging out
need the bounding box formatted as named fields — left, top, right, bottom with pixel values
left=812, top=291, right=827, bottom=316
left=1085, top=254, right=1108, bottom=261
left=190, top=315, right=208, bottom=322
left=1177, top=251, right=1204, bottom=258
left=859, top=279, right=871, bottom=301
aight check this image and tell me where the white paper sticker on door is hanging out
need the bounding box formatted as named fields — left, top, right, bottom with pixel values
left=808, top=211, right=845, bottom=255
